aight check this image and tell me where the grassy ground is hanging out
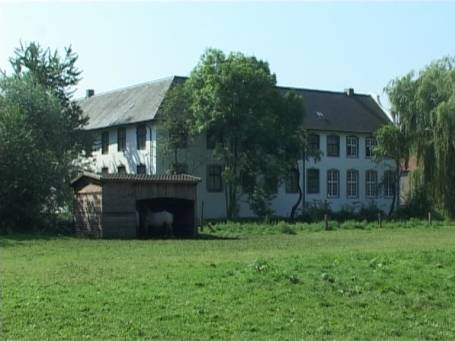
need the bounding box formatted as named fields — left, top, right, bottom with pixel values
left=2, top=224, right=455, bottom=340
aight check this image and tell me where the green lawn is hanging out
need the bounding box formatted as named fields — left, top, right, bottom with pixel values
left=2, top=225, right=455, bottom=340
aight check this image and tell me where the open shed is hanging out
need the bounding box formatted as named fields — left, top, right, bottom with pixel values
left=71, top=173, right=201, bottom=238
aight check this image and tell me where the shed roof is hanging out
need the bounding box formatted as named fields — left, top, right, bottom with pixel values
left=71, top=172, right=201, bottom=186
left=79, top=75, right=390, bottom=133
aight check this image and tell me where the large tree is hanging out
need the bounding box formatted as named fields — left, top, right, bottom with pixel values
left=385, top=56, right=455, bottom=217
left=373, top=124, right=409, bottom=216
left=0, top=42, right=90, bottom=231
left=161, top=49, right=308, bottom=219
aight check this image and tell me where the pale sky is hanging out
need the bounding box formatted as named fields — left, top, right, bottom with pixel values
left=1, top=1, right=454, bottom=108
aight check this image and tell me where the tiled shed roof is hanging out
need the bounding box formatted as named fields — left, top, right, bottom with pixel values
left=71, top=172, right=201, bottom=186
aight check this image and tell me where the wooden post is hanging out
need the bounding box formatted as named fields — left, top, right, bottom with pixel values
left=378, top=212, right=382, bottom=228
left=200, top=200, right=204, bottom=232
left=324, top=214, right=330, bottom=231
left=428, top=211, right=432, bottom=225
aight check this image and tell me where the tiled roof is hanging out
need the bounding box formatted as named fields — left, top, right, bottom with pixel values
left=79, top=75, right=390, bottom=133
left=78, top=76, right=178, bottom=130
left=71, top=172, right=201, bottom=185
left=101, top=173, right=201, bottom=183
left=287, top=87, right=391, bottom=133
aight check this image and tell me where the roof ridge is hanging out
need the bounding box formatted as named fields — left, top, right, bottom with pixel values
left=77, top=75, right=179, bottom=101
left=351, top=95, right=391, bottom=124
left=277, top=85, right=372, bottom=97
left=79, top=74, right=375, bottom=100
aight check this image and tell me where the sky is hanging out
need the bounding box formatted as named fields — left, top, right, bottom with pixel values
left=1, top=1, right=454, bottom=109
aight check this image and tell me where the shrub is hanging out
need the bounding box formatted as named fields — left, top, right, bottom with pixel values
left=393, top=185, right=437, bottom=220
left=277, top=222, right=296, bottom=235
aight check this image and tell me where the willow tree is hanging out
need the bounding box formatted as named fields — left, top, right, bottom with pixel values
left=385, top=57, right=455, bottom=217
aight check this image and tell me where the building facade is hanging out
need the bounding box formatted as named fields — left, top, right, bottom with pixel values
left=80, top=76, right=394, bottom=219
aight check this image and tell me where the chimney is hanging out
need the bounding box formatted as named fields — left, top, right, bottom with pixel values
left=345, top=88, right=354, bottom=96
left=86, top=89, right=95, bottom=98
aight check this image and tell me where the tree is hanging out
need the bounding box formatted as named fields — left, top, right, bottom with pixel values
left=373, top=124, right=408, bottom=216
left=159, top=82, right=192, bottom=174
left=0, top=42, right=90, bottom=231
left=161, top=49, right=308, bottom=219
left=385, top=57, right=455, bottom=217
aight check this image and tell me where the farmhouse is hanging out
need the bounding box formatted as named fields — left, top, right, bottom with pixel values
left=76, top=75, right=393, bottom=228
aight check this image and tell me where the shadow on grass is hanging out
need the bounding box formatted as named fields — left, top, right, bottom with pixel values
left=130, top=233, right=240, bottom=241
left=0, top=231, right=241, bottom=248
left=0, top=232, right=73, bottom=248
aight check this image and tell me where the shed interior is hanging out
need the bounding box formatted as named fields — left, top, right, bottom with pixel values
left=136, top=198, right=195, bottom=238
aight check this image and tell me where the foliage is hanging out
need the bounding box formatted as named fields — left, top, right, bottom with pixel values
left=159, top=82, right=191, bottom=172
left=3, top=227, right=455, bottom=339
left=373, top=124, right=408, bottom=216
left=247, top=185, right=275, bottom=219
left=393, top=184, right=436, bottom=220
left=161, top=49, right=308, bottom=219
left=0, top=42, right=90, bottom=231
left=385, top=57, right=455, bottom=217
left=276, top=221, right=296, bottom=235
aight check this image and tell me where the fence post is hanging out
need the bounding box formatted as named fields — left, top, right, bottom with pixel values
left=324, top=214, right=330, bottom=231
left=378, top=212, right=382, bottom=228
left=428, top=211, right=432, bottom=225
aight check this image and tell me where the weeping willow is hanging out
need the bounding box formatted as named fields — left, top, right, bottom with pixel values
left=386, top=57, right=455, bottom=217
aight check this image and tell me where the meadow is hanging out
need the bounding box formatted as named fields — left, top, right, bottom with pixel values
left=2, top=221, right=455, bottom=340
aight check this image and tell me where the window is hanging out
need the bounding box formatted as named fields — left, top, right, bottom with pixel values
left=136, top=125, right=146, bottom=150
left=383, top=170, right=395, bottom=197
left=265, top=175, right=278, bottom=194
left=117, top=127, right=126, bottom=152
left=137, top=164, right=146, bottom=175
left=308, top=134, right=320, bottom=153
left=327, top=169, right=340, bottom=198
left=206, top=128, right=222, bottom=149
left=285, top=169, right=299, bottom=193
left=207, top=165, right=223, bottom=192
left=101, top=131, right=109, bottom=154
left=366, top=137, right=376, bottom=158
left=327, top=135, right=340, bottom=157
left=117, top=165, right=126, bottom=174
left=366, top=170, right=378, bottom=197
left=101, top=167, right=109, bottom=175
left=346, top=136, right=359, bottom=158
left=346, top=169, right=359, bottom=198
left=307, top=169, right=320, bottom=194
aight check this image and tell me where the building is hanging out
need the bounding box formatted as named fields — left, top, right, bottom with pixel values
left=78, top=76, right=394, bottom=220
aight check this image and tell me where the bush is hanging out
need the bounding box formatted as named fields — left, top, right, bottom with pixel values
left=277, top=222, right=296, bottom=235
left=393, top=184, right=441, bottom=220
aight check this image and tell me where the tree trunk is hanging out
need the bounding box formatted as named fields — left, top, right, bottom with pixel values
left=388, top=161, right=400, bottom=217
left=290, top=163, right=302, bottom=220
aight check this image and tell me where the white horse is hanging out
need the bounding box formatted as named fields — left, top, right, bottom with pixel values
left=144, top=210, right=173, bottom=236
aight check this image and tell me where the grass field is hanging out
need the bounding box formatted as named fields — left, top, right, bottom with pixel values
left=2, top=223, right=455, bottom=340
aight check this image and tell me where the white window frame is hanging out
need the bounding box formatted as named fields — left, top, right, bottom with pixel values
left=346, top=136, right=359, bottom=158
left=307, top=168, right=320, bottom=194
left=365, top=137, right=376, bottom=158
left=327, top=169, right=340, bottom=198
left=346, top=169, right=359, bottom=198
left=366, top=170, right=378, bottom=198
left=327, top=135, right=340, bottom=157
